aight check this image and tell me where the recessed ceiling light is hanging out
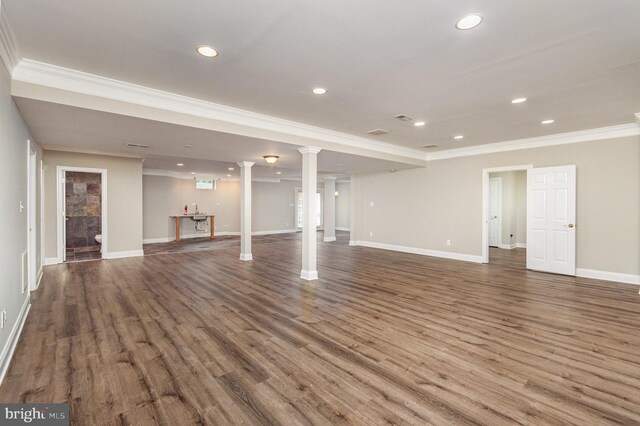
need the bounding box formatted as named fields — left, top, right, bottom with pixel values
left=541, top=119, right=555, bottom=124
left=184, top=144, right=193, bottom=148
left=263, top=155, right=279, bottom=164
left=511, top=97, right=527, bottom=104
left=177, top=163, right=184, bottom=167
left=389, top=169, right=397, bottom=173
left=228, top=167, right=234, bottom=171
left=226, top=174, right=231, bottom=177
left=455, top=13, right=483, bottom=30
left=276, top=171, right=282, bottom=175
left=414, top=121, right=426, bottom=127
left=312, top=88, right=327, bottom=95
left=454, top=135, right=464, bottom=140
left=196, top=45, right=218, bottom=58
left=191, top=172, right=196, bottom=175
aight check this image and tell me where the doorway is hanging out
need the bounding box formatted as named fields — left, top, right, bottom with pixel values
left=57, top=167, right=108, bottom=262
left=482, top=165, right=531, bottom=264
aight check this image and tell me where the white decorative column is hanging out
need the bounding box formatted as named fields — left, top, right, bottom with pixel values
left=298, top=147, right=322, bottom=280
left=238, top=161, right=254, bottom=261
left=323, top=177, right=337, bottom=242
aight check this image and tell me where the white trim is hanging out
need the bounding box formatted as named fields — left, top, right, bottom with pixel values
left=482, top=165, right=533, bottom=263
left=56, top=166, right=108, bottom=262
left=427, top=123, right=640, bottom=161
left=27, top=141, right=38, bottom=291
left=576, top=269, right=640, bottom=286
left=35, top=267, right=43, bottom=290
left=44, top=144, right=143, bottom=159
left=336, top=227, right=351, bottom=232
left=300, top=270, right=319, bottom=281
left=142, top=229, right=297, bottom=244
left=351, top=241, right=483, bottom=264
left=239, top=253, right=253, bottom=261
left=349, top=240, right=357, bottom=246
left=323, top=237, right=337, bottom=242
left=499, top=243, right=517, bottom=250
left=0, top=297, right=30, bottom=387
left=516, top=243, right=527, bottom=249
left=0, top=6, right=19, bottom=76
left=636, top=112, right=640, bottom=125
left=44, top=257, right=60, bottom=266
left=103, top=250, right=144, bottom=259
left=12, top=59, right=426, bottom=164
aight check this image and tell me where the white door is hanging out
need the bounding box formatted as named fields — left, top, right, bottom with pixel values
left=488, top=178, right=502, bottom=247
left=527, top=165, right=576, bottom=275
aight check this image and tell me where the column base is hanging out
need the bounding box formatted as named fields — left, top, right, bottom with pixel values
left=349, top=241, right=357, bottom=246
left=300, top=270, right=319, bottom=280
left=323, top=237, right=337, bottom=242
left=239, top=253, right=253, bottom=261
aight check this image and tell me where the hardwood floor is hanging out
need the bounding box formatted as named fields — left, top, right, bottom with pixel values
left=1, top=234, right=639, bottom=425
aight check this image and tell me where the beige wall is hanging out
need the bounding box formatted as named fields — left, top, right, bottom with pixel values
left=353, top=136, right=640, bottom=275
left=43, top=151, right=143, bottom=257
left=336, top=182, right=351, bottom=230
left=0, top=63, right=43, bottom=365
left=490, top=170, right=526, bottom=247
left=143, top=175, right=300, bottom=240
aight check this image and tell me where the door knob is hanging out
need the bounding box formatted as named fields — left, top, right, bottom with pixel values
left=565, top=223, right=574, bottom=228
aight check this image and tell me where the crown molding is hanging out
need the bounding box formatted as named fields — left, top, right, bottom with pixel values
left=426, top=122, right=640, bottom=161
left=142, top=168, right=284, bottom=183
left=43, top=144, right=144, bottom=159
left=0, top=6, right=19, bottom=76
left=12, top=59, right=426, bottom=163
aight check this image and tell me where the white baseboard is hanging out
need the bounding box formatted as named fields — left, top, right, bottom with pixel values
left=300, top=269, right=319, bottom=280
left=35, top=267, right=43, bottom=290
left=143, top=229, right=297, bottom=244
left=349, top=240, right=357, bottom=246
left=0, top=296, right=30, bottom=387
left=516, top=243, right=527, bottom=248
left=44, top=257, right=60, bottom=265
left=499, top=243, right=517, bottom=250
left=103, top=250, right=144, bottom=259
left=323, top=237, right=337, bottom=242
left=239, top=253, right=253, bottom=261
left=336, top=227, right=351, bottom=232
left=351, top=241, right=483, bottom=264
left=576, top=268, right=640, bottom=286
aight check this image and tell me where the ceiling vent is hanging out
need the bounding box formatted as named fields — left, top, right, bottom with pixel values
left=422, top=144, right=439, bottom=149
left=394, top=114, right=413, bottom=121
left=126, top=143, right=150, bottom=148
left=367, top=128, right=389, bottom=136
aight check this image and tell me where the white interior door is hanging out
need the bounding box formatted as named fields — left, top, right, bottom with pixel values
left=527, top=165, right=576, bottom=275
left=488, top=177, right=502, bottom=247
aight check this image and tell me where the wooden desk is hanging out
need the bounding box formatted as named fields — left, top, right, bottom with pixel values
left=170, top=215, right=215, bottom=241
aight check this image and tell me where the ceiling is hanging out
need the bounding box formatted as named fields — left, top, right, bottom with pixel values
left=4, top=0, right=640, bottom=154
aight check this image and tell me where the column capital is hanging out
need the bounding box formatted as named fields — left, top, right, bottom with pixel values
left=322, top=176, right=338, bottom=181
left=237, top=161, right=255, bottom=168
left=298, top=146, right=322, bottom=155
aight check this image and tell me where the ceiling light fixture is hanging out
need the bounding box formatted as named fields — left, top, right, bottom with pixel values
left=454, top=135, right=464, bottom=140
left=228, top=167, right=234, bottom=171
left=263, top=155, right=280, bottom=164
left=455, top=13, right=483, bottom=30
left=511, top=97, right=527, bottom=104
left=414, top=121, right=426, bottom=127
left=312, top=88, right=327, bottom=95
left=184, top=144, right=193, bottom=148
left=177, top=163, right=184, bottom=167
left=197, top=45, right=218, bottom=58
left=541, top=119, right=555, bottom=124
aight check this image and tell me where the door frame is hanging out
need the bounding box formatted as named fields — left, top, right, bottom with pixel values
left=481, top=165, right=532, bottom=263
left=27, top=141, right=37, bottom=291
left=488, top=177, right=502, bottom=248
left=56, top=166, right=108, bottom=262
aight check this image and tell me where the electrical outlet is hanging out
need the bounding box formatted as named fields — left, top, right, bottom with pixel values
left=446, top=240, right=451, bottom=246
left=369, top=231, right=373, bottom=237
left=369, top=201, right=375, bottom=207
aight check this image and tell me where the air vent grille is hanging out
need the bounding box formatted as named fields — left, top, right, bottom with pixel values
left=394, top=114, right=413, bottom=121
left=367, top=128, right=388, bottom=136
left=127, top=143, right=150, bottom=148
left=422, top=144, right=439, bottom=149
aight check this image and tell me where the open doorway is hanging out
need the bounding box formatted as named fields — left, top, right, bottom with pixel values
left=482, top=165, right=531, bottom=265
left=57, top=167, right=108, bottom=262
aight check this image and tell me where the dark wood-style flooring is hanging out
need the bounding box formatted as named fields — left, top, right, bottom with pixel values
left=1, top=233, right=639, bottom=425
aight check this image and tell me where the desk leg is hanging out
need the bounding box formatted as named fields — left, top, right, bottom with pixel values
left=176, top=218, right=181, bottom=241
left=210, top=216, right=215, bottom=240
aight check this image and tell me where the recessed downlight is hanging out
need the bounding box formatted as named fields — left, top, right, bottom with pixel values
left=541, top=119, right=555, bottom=124
left=228, top=167, right=234, bottom=171
left=177, top=163, right=184, bottom=167
left=312, top=88, right=327, bottom=95
left=511, top=97, right=527, bottom=104
left=414, top=121, right=426, bottom=127
left=184, top=144, right=193, bottom=148
left=276, top=171, right=282, bottom=175
left=455, top=13, right=483, bottom=30
left=454, top=135, right=464, bottom=140
left=226, top=174, right=231, bottom=177
left=196, top=45, right=218, bottom=58
left=191, top=172, right=196, bottom=175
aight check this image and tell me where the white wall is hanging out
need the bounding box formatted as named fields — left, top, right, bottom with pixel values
left=352, top=136, right=640, bottom=277
left=43, top=151, right=144, bottom=258
left=336, top=182, right=350, bottom=230
left=0, top=63, right=42, bottom=379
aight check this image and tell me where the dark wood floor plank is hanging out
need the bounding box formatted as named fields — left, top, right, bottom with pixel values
left=1, top=233, right=639, bottom=425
